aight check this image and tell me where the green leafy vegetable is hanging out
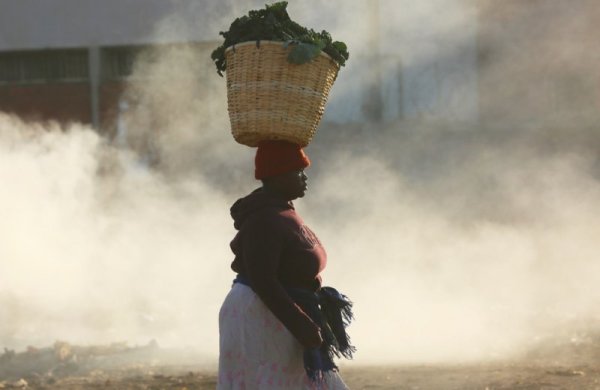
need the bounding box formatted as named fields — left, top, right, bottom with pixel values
left=211, top=1, right=349, bottom=76
left=286, top=41, right=324, bottom=65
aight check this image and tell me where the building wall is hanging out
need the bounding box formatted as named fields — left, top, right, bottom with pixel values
left=0, top=48, right=91, bottom=123
left=0, top=43, right=215, bottom=133
left=0, top=0, right=235, bottom=50
left=0, top=0, right=482, bottom=128
left=99, top=81, right=128, bottom=131
left=0, top=0, right=233, bottom=130
left=0, top=82, right=91, bottom=123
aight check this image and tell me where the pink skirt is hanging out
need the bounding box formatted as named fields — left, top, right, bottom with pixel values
left=218, top=283, right=349, bottom=389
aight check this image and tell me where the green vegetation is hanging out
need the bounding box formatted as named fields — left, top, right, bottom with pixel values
left=211, top=1, right=349, bottom=76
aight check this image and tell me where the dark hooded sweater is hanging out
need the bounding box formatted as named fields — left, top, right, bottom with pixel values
left=230, top=188, right=326, bottom=348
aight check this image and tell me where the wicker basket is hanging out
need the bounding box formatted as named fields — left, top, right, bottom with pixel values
left=225, top=40, right=340, bottom=147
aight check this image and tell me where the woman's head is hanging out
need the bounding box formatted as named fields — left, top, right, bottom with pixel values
left=254, top=140, right=310, bottom=200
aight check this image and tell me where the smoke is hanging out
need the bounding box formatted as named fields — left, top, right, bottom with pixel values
left=2, top=0, right=600, bottom=368
left=0, top=113, right=236, bottom=354
left=301, top=131, right=600, bottom=364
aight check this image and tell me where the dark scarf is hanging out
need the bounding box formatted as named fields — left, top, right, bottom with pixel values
left=233, top=275, right=356, bottom=383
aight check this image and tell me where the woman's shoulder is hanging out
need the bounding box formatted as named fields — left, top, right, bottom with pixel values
left=231, top=188, right=292, bottom=228
left=248, top=205, right=298, bottom=223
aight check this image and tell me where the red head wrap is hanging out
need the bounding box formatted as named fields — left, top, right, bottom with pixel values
left=254, top=140, right=310, bottom=180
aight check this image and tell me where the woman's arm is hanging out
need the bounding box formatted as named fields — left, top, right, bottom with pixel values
left=241, top=214, right=322, bottom=348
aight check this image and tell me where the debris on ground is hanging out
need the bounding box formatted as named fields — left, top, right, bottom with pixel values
left=0, top=340, right=164, bottom=387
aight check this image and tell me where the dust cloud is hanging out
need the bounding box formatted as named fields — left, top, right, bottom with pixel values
left=0, top=113, right=235, bottom=355
left=303, top=131, right=600, bottom=364
left=1, top=0, right=600, bottom=368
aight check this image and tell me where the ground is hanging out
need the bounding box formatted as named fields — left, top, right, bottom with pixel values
left=3, top=339, right=600, bottom=389
left=2, top=364, right=600, bottom=389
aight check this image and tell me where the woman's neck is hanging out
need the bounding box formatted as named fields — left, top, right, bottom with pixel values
left=262, top=183, right=292, bottom=202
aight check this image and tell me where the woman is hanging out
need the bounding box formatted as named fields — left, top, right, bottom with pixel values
left=218, top=140, right=353, bottom=389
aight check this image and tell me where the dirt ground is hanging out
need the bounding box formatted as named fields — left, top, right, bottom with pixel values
left=3, top=338, right=600, bottom=389
left=342, top=364, right=600, bottom=390
left=2, top=363, right=600, bottom=389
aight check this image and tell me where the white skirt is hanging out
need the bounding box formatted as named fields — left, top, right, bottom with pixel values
left=218, top=283, right=349, bottom=390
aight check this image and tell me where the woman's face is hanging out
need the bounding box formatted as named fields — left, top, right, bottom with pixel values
left=268, top=169, right=308, bottom=200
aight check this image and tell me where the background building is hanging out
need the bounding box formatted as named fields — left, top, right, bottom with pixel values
left=0, top=0, right=483, bottom=131
left=1, top=0, right=597, bottom=134
left=0, top=0, right=233, bottom=132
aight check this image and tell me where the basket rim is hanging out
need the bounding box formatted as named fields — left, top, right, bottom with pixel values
left=224, top=40, right=337, bottom=63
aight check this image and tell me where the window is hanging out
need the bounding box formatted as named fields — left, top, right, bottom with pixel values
left=0, top=49, right=89, bottom=85
left=102, top=46, right=142, bottom=80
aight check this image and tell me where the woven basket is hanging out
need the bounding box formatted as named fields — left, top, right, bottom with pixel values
left=225, top=40, right=339, bottom=147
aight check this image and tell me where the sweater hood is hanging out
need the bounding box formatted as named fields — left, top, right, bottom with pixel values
left=230, top=188, right=293, bottom=230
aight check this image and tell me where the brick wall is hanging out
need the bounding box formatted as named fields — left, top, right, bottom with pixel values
left=0, top=83, right=92, bottom=124
left=100, top=81, right=128, bottom=135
